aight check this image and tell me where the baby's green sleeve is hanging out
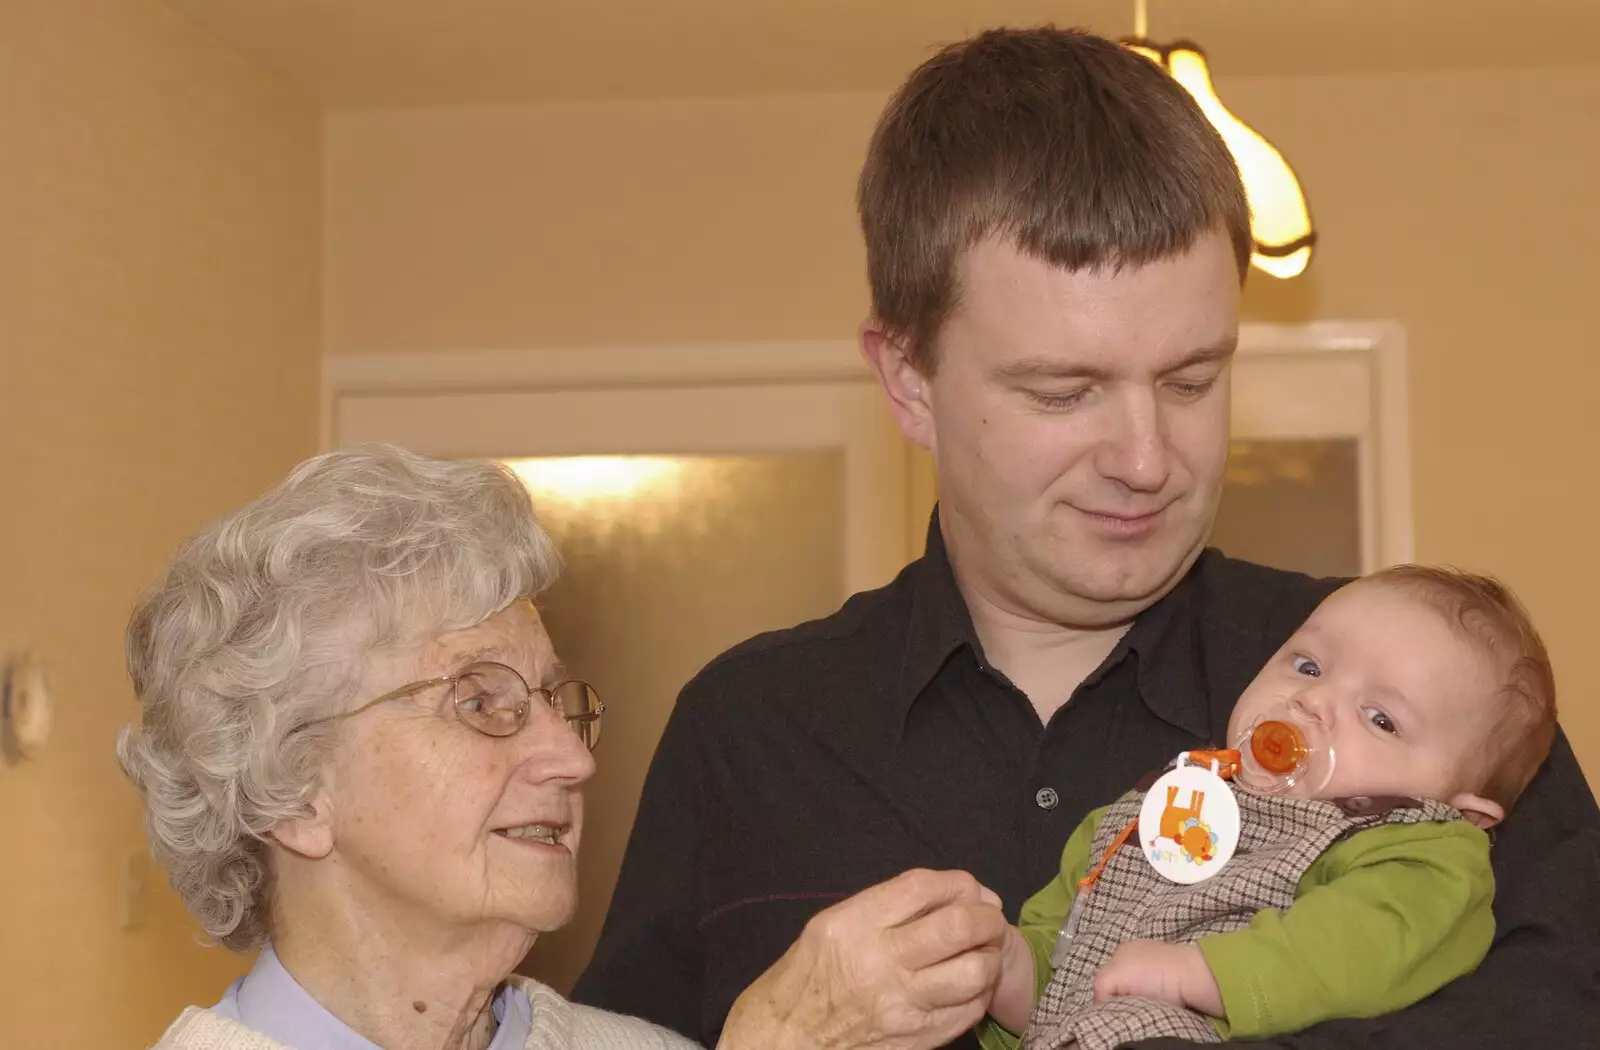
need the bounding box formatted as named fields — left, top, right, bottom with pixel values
left=975, top=805, right=1110, bottom=1050
left=1197, top=819, right=1494, bottom=1040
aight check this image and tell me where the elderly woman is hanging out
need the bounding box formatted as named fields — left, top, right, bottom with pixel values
left=121, top=444, right=1009, bottom=1050
left=120, top=446, right=696, bottom=1049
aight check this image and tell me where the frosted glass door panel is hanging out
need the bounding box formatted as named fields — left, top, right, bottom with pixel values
left=1209, top=438, right=1362, bottom=579
left=510, top=453, right=846, bottom=993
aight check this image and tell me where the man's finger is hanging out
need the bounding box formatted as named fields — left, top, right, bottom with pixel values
left=886, top=898, right=1009, bottom=970
left=900, top=999, right=994, bottom=1050
left=903, top=944, right=1005, bottom=1011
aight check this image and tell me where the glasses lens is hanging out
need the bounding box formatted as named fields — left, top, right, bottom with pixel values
left=454, top=665, right=529, bottom=737
left=553, top=680, right=602, bottom=749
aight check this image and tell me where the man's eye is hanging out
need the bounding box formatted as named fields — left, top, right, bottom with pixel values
left=1167, top=378, right=1218, bottom=400
left=1026, top=389, right=1088, bottom=411
left=1291, top=655, right=1321, bottom=677
left=1365, top=708, right=1399, bottom=735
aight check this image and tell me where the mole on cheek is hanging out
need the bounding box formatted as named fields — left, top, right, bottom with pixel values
left=413, top=1001, right=427, bottom=1013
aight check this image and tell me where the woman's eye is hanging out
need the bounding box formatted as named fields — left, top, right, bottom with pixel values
left=1291, top=655, right=1321, bottom=677
left=1365, top=708, right=1399, bottom=735
left=457, top=691, right=490, bottom=714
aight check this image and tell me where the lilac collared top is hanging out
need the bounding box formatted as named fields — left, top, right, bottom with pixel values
left=213, top=943, right=535, bottom=1050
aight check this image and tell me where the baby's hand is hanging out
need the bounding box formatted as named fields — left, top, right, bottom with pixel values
left=987, top=924, right=1041, bottom=1034
left=1091, top=940, right=1224, bottom=1018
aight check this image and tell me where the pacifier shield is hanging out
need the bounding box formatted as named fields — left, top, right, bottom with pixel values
left=1250, top=719, right=1307, bottom=775
left=1138, top=756, right=1240, bottom=884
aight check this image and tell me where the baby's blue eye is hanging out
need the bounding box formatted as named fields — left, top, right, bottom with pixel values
left=1291, top=655, right=1322, bottom=677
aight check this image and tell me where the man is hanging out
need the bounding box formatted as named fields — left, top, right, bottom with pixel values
left=575, top=27, right=1600, bottom=1049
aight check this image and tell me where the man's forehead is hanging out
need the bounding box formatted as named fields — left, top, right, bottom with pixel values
left=947, top=239, right=1238, bottom=362
left=954, top=228, right=1241, bottom=292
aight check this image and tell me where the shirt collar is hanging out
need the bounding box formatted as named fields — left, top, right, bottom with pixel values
left=893, top=508, right=1214, bottom=741
left=1122, top=561, right=1214, bottom=741
left=893, top=512, right=983, bottom=724
left=221, top=943, right=534, bottom=1050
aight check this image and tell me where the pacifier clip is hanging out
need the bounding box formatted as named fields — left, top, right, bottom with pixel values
left=1051, top=747, right=1242, bottom=966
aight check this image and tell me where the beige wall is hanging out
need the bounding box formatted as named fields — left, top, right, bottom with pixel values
left=324, top=93, right=877, bottom=354
left=0, top=1, right=321, bottom=1044
left=326, top=67, right=1600, bottom=779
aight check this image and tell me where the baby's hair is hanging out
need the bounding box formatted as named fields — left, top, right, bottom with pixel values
left=1359, top=565, right=1556, bottom=811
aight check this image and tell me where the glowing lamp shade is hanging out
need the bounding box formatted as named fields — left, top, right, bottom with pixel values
left=1127, top=40, right=1316, bottom=279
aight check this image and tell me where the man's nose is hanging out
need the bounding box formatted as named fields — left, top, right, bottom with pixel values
left=1094, top=387, right=1172, bottom=494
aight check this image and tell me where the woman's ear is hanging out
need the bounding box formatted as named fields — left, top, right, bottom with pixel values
left=270, top=786, right=336, bottom=860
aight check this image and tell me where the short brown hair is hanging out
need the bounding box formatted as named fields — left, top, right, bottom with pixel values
left=1361, top=565, right=1557, bottom=811
left=857, top=26, right=1251, bottom=372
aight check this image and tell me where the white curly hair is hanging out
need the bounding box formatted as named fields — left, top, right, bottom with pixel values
left=116, top=444, right=560, bottom=950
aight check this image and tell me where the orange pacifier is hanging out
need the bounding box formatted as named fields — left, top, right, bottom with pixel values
left=1234, top=703, right=1335, bottom=796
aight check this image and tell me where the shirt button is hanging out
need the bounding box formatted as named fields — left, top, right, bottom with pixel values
left=1035, top=787, right=1059, bottom=811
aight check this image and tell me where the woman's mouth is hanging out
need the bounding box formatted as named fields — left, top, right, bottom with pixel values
left=494, top=823, right=570, bottom=848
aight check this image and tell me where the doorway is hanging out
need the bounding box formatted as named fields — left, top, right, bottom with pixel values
left=324, top=321, right=1410, bottom=988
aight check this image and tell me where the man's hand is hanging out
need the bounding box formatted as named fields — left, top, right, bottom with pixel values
left=717, top=868, right=1010, bottom=1050
left=1091, top=940, right=1224, bottom=1019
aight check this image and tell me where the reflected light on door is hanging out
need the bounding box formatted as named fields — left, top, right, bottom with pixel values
left=504, top=455, right=690, bottom=539
left=506, top=455, right=685, bottom=503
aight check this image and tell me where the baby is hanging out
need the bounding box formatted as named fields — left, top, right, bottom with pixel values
left=982, top=565, right=1557, bottom=1050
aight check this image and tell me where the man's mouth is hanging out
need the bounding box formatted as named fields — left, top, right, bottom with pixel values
left=1076, top=505, right=1170, bottom=533
left=1079, top=503, right=1169, bottom=521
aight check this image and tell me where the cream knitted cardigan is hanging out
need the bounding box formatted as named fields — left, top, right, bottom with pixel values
left=151, top=976, right=703, bottom=1050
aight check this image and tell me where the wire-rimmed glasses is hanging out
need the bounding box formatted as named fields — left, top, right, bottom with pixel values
left=304, top=661, right=604, bottom=748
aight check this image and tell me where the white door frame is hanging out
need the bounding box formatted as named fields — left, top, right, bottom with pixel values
left=323, top=320, right=1411, bottom=575
left=1227, top=321, right=1412, bottom=570
left=323, top=341, right=910, bottom=595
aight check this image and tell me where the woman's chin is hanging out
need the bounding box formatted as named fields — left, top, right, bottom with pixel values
left=514, top=891, right=579, bottom=934
left=492, top=876, right=579, bottom=934
left=474, top=833, right=578, bottom=928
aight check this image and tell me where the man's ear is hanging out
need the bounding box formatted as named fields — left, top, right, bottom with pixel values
left=859, top=319, right=935, bottom=452
left=270, top=786, right=336, bottom=860
left=1449, top=790, right=1505, bottom=831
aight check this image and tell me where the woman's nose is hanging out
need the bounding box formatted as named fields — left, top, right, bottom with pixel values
left=516, top=700, right=597, bottom=785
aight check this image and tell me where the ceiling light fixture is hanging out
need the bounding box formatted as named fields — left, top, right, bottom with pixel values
left=1123, top=0, right=1316, bottom=278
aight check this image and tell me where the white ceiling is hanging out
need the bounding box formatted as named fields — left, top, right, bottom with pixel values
left=167, top=0, right=1600, bottom=109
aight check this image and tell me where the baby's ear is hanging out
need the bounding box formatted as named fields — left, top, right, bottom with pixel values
left=1449, top=791, right=1505, bottom=831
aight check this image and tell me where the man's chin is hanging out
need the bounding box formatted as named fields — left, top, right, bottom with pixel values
left=1036, top=534, right=1205, bottom=610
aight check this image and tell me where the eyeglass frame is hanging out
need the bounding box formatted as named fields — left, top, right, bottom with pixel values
left=300, top=660, right=604, bottom=747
